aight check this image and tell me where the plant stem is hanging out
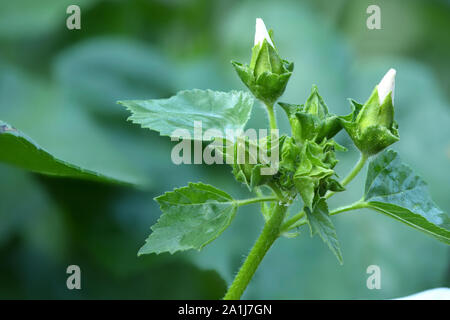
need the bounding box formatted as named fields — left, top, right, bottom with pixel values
left=267, top=181, right=284, bottom=200
left=341, top=153, right=368, bottom=186
left=280, top=210, right=305, bottom=233
left=223, top=203, right=288, bottom=300
left=325, top=153, right=368, bottom=199
left=236, top=196, right=278, bottom=207
left=265, top=103, right=277, bottom=131
left=254, top=187, right=272, bottom=221
left=281, top=200, right=368, bottom=233
left=329, top=200, right=368, bottom=215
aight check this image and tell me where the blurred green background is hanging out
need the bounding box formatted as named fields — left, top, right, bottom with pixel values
left=0, top=0, right=449, bottom=299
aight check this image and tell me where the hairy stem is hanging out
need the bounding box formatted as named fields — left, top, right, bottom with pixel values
left=325, top=153, right=368, bottom=199
left=267, top=181, right=284, bottom=200
left=223, top=202, right=288, bottom=300
left=236, top=196, right=278, bottom=207
left=281, top=200, right=368, bottom=233
left=255, top=187, right=271, bottom=221
left=340, top=153, right=369, bottom=186
left=280, top=210, right=305, bottom=233
left=329, top=201, right=368, bottom=216
left=265, top=103, right=277, bottom=130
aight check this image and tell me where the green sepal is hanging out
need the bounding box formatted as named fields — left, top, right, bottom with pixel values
left=231, top=135, right=284, bottom=191
left=232, top=36, right=293, bottom=105
left=293, top=140, right=339, bottom=209
left=279, top=86, right=343, bottom=145
left=341, top=89, right=399, bottom=156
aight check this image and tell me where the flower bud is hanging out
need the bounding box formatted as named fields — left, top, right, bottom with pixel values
left=231, top=18, right=293, bottom=105
left=232, top=135, right=280, bottom=190
left=279, top=86, right=342, bottom=145
left=293, top=140, right=343, bottom=209
left=340, top=68, right=399, bottom=156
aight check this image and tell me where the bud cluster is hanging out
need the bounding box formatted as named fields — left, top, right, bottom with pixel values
left=230, top=18, right=400, bottom=209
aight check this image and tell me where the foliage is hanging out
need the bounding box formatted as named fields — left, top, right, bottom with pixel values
left=0, top=0, right=449, bottom=300
left=120, top=18, right=449, bottom=299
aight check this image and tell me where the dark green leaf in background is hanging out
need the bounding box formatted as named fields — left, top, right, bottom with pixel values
left=0, top=120, right=134, bottom=185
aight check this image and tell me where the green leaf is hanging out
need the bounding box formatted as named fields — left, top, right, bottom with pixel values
left=0, top=120, right=133, bottom=185
left=363, top=149, right=450, bottom=244
left=139, top=182, right=238, bottom=255
left=305, top=198, right=343, bottom=264
left=120, top=89, right=253, bottom=140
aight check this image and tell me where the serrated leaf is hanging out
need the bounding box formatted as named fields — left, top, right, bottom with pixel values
left=139, top=182, right=238, bottom=255
left=305, top=198, right=343, bottom=264
left=0, top=120, right=133, bottom=185
left=120, top=89, right=253, bottom=141
left=363, top=149, right=450, bottom=244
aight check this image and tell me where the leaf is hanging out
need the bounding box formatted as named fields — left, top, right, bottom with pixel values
left=138, top=182, right=238, bottom=255
left=363, top=149, right=450, bottom=244
left=305, top=198, right=343, bottom=264
left=0, top=120, right=133, bottom=185
left=0, top=65, right=147, bottom=187
left=120, top=89, right=254, bottom=141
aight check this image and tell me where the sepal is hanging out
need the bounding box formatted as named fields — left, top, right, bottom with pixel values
left=340, top=90, right=399, bottom=156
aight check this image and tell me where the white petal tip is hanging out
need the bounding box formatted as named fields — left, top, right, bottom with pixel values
left=254, top=18, right=274, bottom=48
left=377, top=68, right=396, bottom=104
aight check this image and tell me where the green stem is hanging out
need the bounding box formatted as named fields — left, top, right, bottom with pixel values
left=341, top=153, right=368, bottom=186
left=236, top=196, right=278, bottom=207
left=280, top=210, right=305, bottom=233
left=265, top=103, right=277, bottom=130
left=281, top=200, right=368, bottom=233
left=255, top=187, right=271, bottom=221
left=223, top=203, right=288, bottom=300
left=325, top=153, right=368, bottom=199
left=267, top=181, right=284, bottom=200
left=329, top=201, right=368, bottom=216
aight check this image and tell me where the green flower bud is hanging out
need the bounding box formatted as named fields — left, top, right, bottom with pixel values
left=231, top=134, right=283, bottom=190
left=279, top=86, right=342, bottom=145
left=293, top=139, right=344, bottom=209
left=277, top=136, right=300, bottom=189
left=341, top=69, right=399, bottom=156
left=231, top=18, right=293, bottom=105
